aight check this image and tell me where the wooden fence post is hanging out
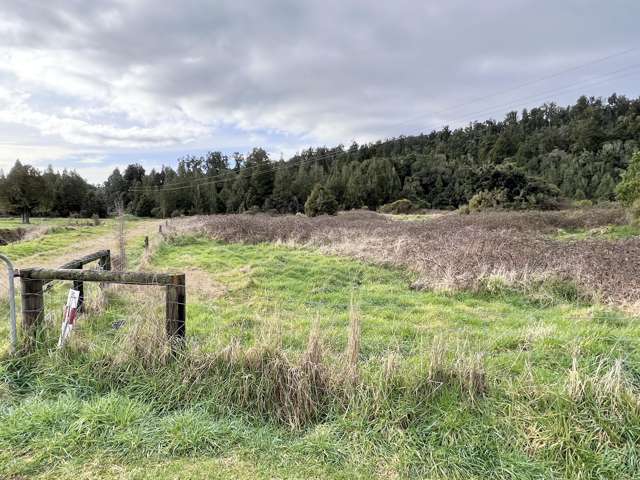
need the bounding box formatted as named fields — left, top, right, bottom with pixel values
left=165, top=273, right=186, bottom=345
left=73, top=266, right=84, bottom=313
left=98, top=250, right=111, bottom=271
left=20, top=269, right=44, bottom=343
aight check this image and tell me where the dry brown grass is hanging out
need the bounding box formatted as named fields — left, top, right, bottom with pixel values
left=0, top=227, right=26, bottom=245
left=169, top=207, right=638, bottom=305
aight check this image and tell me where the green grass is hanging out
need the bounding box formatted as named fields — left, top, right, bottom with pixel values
left=0, top=217, right=150, bottom=263
left=0, top=220, right=113, bottom=261
left=1, top=235, right=639, bottom=479
left=382, top=212, right=448, bottom=222
left=553, top=224, right=640, bottom=240
left=0, top=217, right=71, bottom=229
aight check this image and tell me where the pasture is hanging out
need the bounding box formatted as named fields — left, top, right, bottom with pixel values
left=0, top=208, right=639, bottom=479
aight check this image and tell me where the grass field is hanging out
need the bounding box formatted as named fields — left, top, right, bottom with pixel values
left=1, top=211, right=639, bottom=479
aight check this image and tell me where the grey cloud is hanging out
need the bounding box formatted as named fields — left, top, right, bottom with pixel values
left=0, top=0, right=639, bottom=154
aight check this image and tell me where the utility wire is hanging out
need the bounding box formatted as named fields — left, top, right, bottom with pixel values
left=128, top=49, right=640, bottom=194
left=389, top=46, right=639, bottom=131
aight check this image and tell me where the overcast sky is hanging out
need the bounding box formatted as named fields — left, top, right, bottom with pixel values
left=0, top=0, right=639, bottom=183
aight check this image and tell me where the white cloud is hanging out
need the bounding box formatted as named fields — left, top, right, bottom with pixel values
left=0, top=143, right=74, bottom=171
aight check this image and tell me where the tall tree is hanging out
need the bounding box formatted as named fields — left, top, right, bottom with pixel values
left=2, top=161, right=45, bottom=223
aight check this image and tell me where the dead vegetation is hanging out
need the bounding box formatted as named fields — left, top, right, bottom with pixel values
left=0, top=228, right=26, bottom=245
left=168, top=207, right=639, bottom=306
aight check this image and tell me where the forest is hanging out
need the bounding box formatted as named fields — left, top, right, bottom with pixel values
left=1, top=94, right=639, bottom=220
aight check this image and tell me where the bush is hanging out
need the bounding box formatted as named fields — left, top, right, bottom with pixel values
left=379, top=199, right=415, bottom=215
left=468, top=189, right=506, bottom=212
left=471, top=163, right=560, bottom=210
left=573, top=199, right=593, bottom=208
left=616, top=151, right=640, bottom=206
left=628, top=199, right=640, bottom=225
left=304, top=184, right=339, bottom=217
left=457, top=204, right=471, bottom=215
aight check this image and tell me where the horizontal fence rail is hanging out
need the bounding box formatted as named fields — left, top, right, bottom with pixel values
left=20, top=268, right=180, bottom=285
left=59, top=249, right=111, bottom=270
left=42, top=249, right=111, bottom=312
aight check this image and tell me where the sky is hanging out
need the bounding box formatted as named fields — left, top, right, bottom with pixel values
left=0, top=0, right=639, bottom=184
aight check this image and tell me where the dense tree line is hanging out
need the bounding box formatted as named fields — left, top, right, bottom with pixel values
left=2, top=94, right=640, bottom=221
left=0, top=161, right=107, bottom=222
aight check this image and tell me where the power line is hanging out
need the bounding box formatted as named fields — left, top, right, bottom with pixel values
left=128, top=50, right=640, bottom=194
left=130, top=48, right=639, bottom=192
left=389, top=46, right=639, bottom=132
left=428, top=63, right=640, bottom=130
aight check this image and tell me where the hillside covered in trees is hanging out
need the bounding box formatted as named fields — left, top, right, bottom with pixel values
left=1, top=94, right=640, bottom=220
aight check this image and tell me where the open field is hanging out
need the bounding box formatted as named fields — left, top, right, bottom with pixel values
left=1, top=209, right=639, bottom=479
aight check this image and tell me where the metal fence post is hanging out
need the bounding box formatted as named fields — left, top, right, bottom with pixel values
left=0, top=254, right=17, bottom=353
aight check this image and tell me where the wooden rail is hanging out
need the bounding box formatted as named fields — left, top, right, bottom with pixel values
left=17, top=265, right=185, bottom=347
left=44, top=249, right=111, bottom=312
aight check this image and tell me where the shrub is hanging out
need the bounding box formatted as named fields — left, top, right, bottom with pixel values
left=304, top=184, right=338, bottom=217
left=472, top=163, right=560, bottom=210
left=616, top=151, right=640, bottom=206
left=468, top=189, right=506, bottom=212
left=573, top=199, right=593, bottom=208
left=457, top=204, right=471, bottom=215
left=628, top=199, right=640, bottom=225
left=379, top=199, right=415, bottom=215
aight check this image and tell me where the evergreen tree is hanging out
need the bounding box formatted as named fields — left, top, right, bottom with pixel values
left=2, top=161, right=45, bottom=223
left=304, top=184, right=338, bottom=217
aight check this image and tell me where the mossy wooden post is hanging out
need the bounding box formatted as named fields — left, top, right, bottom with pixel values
left=20, top=269, right=44, bottom=344
left=98, top=250, right=111, bottom=272
left=73, top=266, right=84, bottom=313
left=98, top=250, right=111, bottom=290
left=166, top=273, right=186, bottom=346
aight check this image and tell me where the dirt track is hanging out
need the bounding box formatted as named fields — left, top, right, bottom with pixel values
left=14, top=219, right=162, bottom=269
